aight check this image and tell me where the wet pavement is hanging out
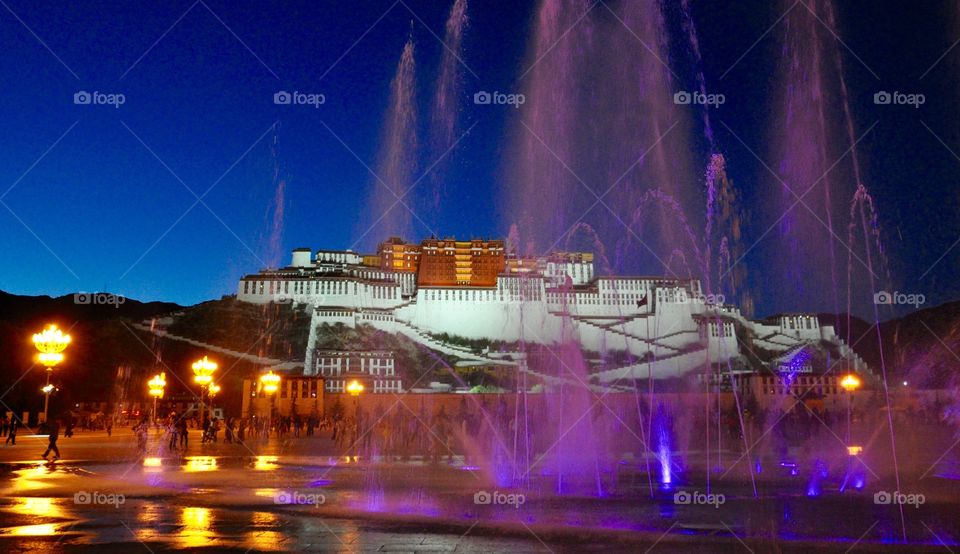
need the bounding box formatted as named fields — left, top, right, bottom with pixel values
left=0, top=429, right=956, bottom=552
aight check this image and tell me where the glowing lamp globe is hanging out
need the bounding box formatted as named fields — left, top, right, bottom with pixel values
left=192, top=356, right=217, bottom=386
left=347, top=380, right=364, bottom=397
left=260, top=371, right=281, bottom=395
left=32, top=324, right=71, bottom=368
left=148, top=372, right=166, bottom=398
left=840, top=374, right=861, bottom=393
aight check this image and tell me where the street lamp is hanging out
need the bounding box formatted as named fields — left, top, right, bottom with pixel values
left=260, top=371, right=281, bottom=434
left=840, top=373, right=861, bottom=444
left=192, top=356, right=217, bottom=423
left=33, top=324, right=71, bottom=424
left=346, top=379, right=364, bottom=436
left=148, top=372, right=166, bottom=422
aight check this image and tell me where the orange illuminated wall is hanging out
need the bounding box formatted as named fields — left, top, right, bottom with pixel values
left=418, top=238, right=505, bottom=287
left=378, top=237, right=421, bottom=273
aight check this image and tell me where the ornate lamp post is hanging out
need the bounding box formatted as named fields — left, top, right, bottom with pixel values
left=840, top=374, right=861, bottom=444
left=259, top=371, right=281, bottom=430
left=32, top=324, right=71, bottom=425
left=192, top=356, right=217, bottom=422
left=148, top=372, right=166, bottom=422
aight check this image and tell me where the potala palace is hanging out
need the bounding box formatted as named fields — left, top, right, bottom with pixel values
left=236, top=237, right=870, bottom=391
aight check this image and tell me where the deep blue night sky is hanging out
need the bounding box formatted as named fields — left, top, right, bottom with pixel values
left=1, top=0, right=958, bottom=317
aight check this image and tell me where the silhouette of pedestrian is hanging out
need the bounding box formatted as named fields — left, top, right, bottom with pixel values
left=5, top=419, right=18, bottom=445
left=42, top=419, right=61, bottom=460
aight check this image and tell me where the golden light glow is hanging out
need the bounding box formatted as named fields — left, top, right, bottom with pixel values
left=253, top=456, right=279, bottom=471
left=41, top=384, right=54, bottom=394
left=191, top=356, right=217, bottom=385
left=143, top=457, right=163, bottom=468
left=246, top=511, right=284, bottom=551
left=208, top=384, right=221, bottom=398
left=840, top=374, right=862, bottom=392
left=10, top=497, right=62, bottom=519
left=260, top=371, right=281, bottom=394
left=346, top=380, right=364, bottom=397
left=9, top=523, right=58, bottom=536
left=184, top=456, right=218, bottom=472
left=847, top=445, right=863, bottom=456
left=32, top=324, right=70, bottom=368
left=179, top=506, right=214, bottom=549
left=148, top=372, right=166, bottom=398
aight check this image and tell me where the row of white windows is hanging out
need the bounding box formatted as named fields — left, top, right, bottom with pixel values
left=244, top=280, right=398, bottom=299
left=763, top=387, right=841, bottom=396
left=326, top=380, right=401, bottom=392
left=545, top=292, right=648, bottom=305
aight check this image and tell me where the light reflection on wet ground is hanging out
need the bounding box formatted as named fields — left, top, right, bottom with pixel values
left=1, top=453, right=958, bottom=552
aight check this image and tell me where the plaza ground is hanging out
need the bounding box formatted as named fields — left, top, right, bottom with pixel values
left=0, top=427, right=957, bottom=552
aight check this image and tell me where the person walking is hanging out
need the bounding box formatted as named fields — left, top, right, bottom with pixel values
left=135, top=419, right=148, bottom=457
left=5, top=418, right=18, bottom=445
left=168, top=416, right=179, bottom=451
left=42, top=419, right=61, bottom=461
left=177, top=418, right=188, bottom=450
